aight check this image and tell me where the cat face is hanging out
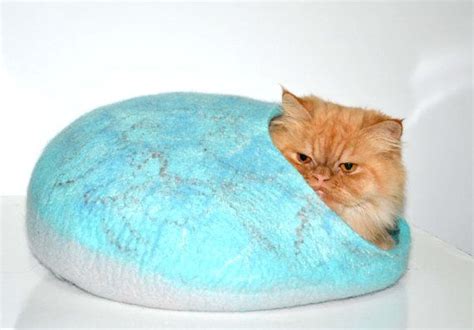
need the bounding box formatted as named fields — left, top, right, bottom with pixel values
left=270, top=90, right=405, bottom=222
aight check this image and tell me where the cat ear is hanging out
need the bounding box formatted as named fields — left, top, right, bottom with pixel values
left=360, top=119, right=403, bottom=153
left=281, top=88, right=311, bottom=120
left=367, top=119, right=403, bottom=140
left=360, top=119, right=403, bottom=152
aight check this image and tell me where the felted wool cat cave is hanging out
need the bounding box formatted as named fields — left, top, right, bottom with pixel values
left=27, top=92, right=410, bottom=312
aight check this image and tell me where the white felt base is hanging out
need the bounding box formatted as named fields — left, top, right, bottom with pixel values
left=2, top=197, right=472, bottom=328
left=28, top=213, right=337, bottom=312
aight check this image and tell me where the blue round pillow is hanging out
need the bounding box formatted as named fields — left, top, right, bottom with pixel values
left=27, top=92, right=410, bottom=311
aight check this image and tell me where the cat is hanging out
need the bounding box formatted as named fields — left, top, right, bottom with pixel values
left=269, top=89, right=406, bottom=250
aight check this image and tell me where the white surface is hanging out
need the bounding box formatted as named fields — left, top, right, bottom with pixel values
left=1, top=196, right=472, bottom=328
left=0, top=2, right=471, bottom=253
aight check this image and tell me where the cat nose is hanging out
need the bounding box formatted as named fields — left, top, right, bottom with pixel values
left=314, top=173, right=330, bottom=182
left=313, top=167, right=331, bottom=182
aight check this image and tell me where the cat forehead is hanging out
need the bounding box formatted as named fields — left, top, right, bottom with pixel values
left=312, top=107, right=368, bottom=129
left=278, top=100, right=390, bottom=158
left=310, top=133, right=351, bottom=164
left=307, top=114, right=372, bottom=163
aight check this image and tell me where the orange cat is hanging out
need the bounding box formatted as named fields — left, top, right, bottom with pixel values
left=270, top=89, right=406, bottom=250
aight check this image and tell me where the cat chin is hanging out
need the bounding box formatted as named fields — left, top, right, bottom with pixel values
left=308, top=184, right=328, bottom=197
left=313, top=190, right=342, bottom=206
left=312, top=190, right=334, bottom=204
left=315, top=189, right=325, bottom=197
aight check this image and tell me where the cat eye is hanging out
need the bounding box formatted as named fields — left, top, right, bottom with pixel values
left=340, top=162, right=357, bottom=173
left=296, top=153, right=311, bottom=164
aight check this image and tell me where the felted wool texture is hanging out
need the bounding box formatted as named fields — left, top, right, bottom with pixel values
left=27, top=92, right=411, bottom=312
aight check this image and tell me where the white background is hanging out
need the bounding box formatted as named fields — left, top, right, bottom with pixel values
left=1, top=1, right=472, bottom=254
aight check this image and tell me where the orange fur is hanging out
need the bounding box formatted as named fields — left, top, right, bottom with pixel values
left=270, top=89, right=405, bottom=250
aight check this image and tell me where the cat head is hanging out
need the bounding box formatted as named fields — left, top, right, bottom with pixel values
left=269, top=89, right=405, bottom=223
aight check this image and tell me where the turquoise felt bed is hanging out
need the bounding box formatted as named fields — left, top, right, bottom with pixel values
left=27, top=92, right=410, bottom=311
